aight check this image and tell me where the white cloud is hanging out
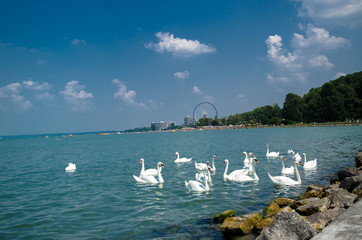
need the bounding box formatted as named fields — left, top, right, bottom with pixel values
left=296, top=0, right=362, bottom=27
left=237, top=93, right=245, bottom=99
left=145, top=32, right=216, bottom=57
left=37, top=59, right=48, bottom=65
left=202, top=95, right=214, bottom=102
left=60, top=81, right=93, bottom=112
left=23, top=80, right=52, bottom=91
left=192, top=86, right=202, bottom=95
left=265, top=24, right=349, bottom=83
left=292, top=24, right=349, bottom=50
left=174, top=70, right=190, bottom=80
left=0, top=83, right=32, bottom=110
left=71, top=39, right=86, bottom=45
left=112, top=79, right=147, bottom=108
left=335, top=72, right=346, bottom=78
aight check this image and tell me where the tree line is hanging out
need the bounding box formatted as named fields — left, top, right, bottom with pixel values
left=197, top=71, right=362, bottom=126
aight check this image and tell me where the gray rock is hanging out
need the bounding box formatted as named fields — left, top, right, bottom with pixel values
left=296, top=197, right=330, bottom=216
left=352, top=182, right=362, bottom=196
left=307, top=212, right=329, bottom=231
left=339, top=175, right=362, bottom=192
left=256, top=212, right=316, bottom=240
left=337, top=170, right=355, bottom=181
left=355, top=151, right=362, bottom=168
left=326, top=187, right=358, bottom=208
left=323, top=207, right=345, bottom=222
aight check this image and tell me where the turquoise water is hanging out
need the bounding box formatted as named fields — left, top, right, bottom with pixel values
left=1, top=126, right=361, bottom=239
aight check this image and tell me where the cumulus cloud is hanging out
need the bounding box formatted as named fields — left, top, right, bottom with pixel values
left=296, top=0, right=362, bottom=27
left=0, top=80, right=53, bottom=111
left=237, top=93, right=245, bottom=99
left=145, top=32, right=216, bottom=57
left=335, top=72, right=346, bottom=78
left=192, top=86, right=202, bottom=95
left=60, top=81, right=93, bottom=111
left=112, top=79, right=150, bottom=109
left=174, top=70, right=190, bottom=80
left=71, top=39, right=86, bottom=45
left=265, top=24, right=349, bottom=83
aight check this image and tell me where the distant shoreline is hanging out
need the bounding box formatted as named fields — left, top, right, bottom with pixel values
left=1, top=122, right=360, bottom=139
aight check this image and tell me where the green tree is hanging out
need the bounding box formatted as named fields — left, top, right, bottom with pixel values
left=283, top=93, right=304, bottom=122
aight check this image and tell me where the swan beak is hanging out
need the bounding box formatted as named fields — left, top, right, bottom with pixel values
left=299, top=162, right=304, bottom=166
left=255, top=159, right=260, bottom=164
left=252, top=154, right=256, bottom=158
left=161, top=164, right=164, bottom=168
left=283, top=157, right=287, bottom=161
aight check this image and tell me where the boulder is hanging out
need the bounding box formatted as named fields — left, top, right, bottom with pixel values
left=296, top=197, right=330, bottom=216
left=221, top=213, right=262, bottom=236
left=355, top=151, right=362, bottom=167
left=301, top=185, right=327, bottom=199
left=263, top=201, right=281, bottom=218
left=306, top=212, right=329, bottom=231
left=337, top=170, right=356, bottom=181
left=291, top=197, right=320, bottom=210
left=339, top=175, right=362, bottom=192
left=256, top=212, right=316, bottom=240
left=323, top=207, right=345, bottom=222
left=326, top=187, right=358, bottom=208
left=352, top=182, right=362, bottom=197
left=213, top=209, right=235, bottom=224
left=273, top=197, right=295, bottom=207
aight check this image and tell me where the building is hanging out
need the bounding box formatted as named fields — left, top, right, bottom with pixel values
left=184, top=115, right=194, bottom=126
left=151, top=121, right=176, bottom=131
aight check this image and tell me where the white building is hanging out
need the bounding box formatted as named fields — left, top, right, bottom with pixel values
left=184, top=115, right=194, bottom=126
left=151, top=121, right=176, bottom=131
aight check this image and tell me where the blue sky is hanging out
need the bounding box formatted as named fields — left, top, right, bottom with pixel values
left=0, top=0, right=361, bottom=135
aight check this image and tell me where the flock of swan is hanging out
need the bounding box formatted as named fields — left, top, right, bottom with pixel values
left=64, top=145, right=318, bottom=192
left=129, top=145, right=318, bottom=192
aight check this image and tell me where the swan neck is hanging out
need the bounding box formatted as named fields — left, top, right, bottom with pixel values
left=295, top=162, right=302, bottom=183
left=140, top=161, right=145, bottom=174
left=204, top=170, right=209, bottom=191
left=207, top=168, right=212, bottom=184
left=223, top=161, right=229, bottom=178
left=281, top=160, right=285, bottom=170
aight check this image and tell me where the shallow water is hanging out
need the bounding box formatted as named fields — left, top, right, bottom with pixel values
left=1, top=126, right=361, bottom=239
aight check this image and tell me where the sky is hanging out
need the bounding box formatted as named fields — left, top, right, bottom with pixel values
left=0, top=0, right=361, bottom=136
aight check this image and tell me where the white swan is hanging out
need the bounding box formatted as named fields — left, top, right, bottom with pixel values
left=294, top=152, right=302, bottom=161
left=287, top=149, right=295, bottom=155
left=195, top=166, right=212, bottom=184
left=266, top=145, right=279, bottom=158
left=139, top=158, right=157, bottom=176
left=229, top=152, right=256, bottom=176
left=210, top=155, right=216, bottom=172
left=280, top=156, right=294, bottom=174
left=185, top=167, right=210, bottom=192
left=242, top=151, right=250, bottom=169
left=268, top=157, right=303, bottom=186
left=65, top=163, right=76, bottom=171
left=303, top=153, right=317, bottom=169
left=195, top=161, right=209, bottom=171
left=133, top=162, right=164, bottom=184
left=222, top=159, right=259, bottom=182
left=174, top=152, right=192, bottom=163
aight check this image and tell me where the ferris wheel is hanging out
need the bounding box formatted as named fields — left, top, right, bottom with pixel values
left=193, top=102, right=218, bottom=122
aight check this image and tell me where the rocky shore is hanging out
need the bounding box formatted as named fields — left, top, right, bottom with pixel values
left=212, top=151, right=362, bottom=240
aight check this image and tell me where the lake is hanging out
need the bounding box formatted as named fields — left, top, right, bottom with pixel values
left=0, top=126, right=361, bottom=239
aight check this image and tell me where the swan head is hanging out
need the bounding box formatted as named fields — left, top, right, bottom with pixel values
left=213, top=155, right=216, bottom=159
left=157, top=162, right=164, bottom=169
left=242, top=151, right=247, bottom=156
left=140, top=158, right=144, bottom=164
left=302, top=153, right=306, bottom=157
left=280, top=156, right=287, bottom=161
left=294, top=157, right=303, bottom=166
left=206, top=161, right=210, bottom=166
left=223, top=159, right=229, bottom=165
left=175, top=152, right=179, bottom=156
left=249, top=153, right=255, bottom=158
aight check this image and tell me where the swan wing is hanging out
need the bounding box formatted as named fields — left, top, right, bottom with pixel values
left=142, top=169, right=158, bottom=176
left=268, top=173, right=298, bottom=185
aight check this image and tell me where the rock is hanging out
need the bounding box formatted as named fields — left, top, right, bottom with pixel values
left=291, top=197, right=320, bottom=210
left=263, top=201, right=281, bottom=218
left=256, top=212, right=316, bottom=240
left=213, top=209, right=235, bottom=223
left=323, top=207, right=345, bottom=222
left=355, top=151, right=362, bottom=167
left=306, top=212, right=329, bottom=231
left=352, top=182, right=362, bottom=197
left=273, top=197, right=295, bottom=207
left=221, top=213, right=262, bottom=236
left=326, top=187, right=358, bottom=208
left=301, top=184, right=327, bottom=199
left=337, top=170, right=355, bottom=181
left=296, top=197, right=330, bottom=216
left=339, top=175, right=362, bottom=192
left=255, top=217, right=275, bottom=233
